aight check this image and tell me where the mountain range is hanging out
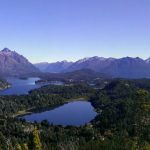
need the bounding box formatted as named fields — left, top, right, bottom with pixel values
left=35, top=61, right=73, bottom=73
left=0, top=48, right=150, bottom=78
left=0, top=48, right=39, bottom=76
left=35, top=56, right=150, bottom=78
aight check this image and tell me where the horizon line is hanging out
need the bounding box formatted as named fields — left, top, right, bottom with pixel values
left=0, top=48, right=149, bottom=63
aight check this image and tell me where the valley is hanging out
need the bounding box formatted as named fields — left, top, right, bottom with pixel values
left=1, top=0, right=150, bottom=149
left=0, top=48, right=149, bottom=150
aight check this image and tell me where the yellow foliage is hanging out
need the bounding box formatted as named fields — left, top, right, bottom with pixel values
left=16, top=144, right=22, bottom=150
left=137, top=89, right=149, bottom=97
left=33, top=128, right=42, bottom=150
left=22, top=143, right=29, bottom=150
left=143, top=144, right=150, bottom=150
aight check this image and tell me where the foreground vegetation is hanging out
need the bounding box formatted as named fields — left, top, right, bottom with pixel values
left=0, top=79, right=150, bottom=149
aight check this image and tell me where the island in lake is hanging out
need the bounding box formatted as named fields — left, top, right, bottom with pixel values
left=0, top=79, right=11, bottom=90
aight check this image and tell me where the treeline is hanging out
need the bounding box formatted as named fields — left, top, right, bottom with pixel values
left=30, top=83, right=94, bottom=98
left=0, top=84, right=94, bottom=116
left=38, top=69, right=110, bottom=82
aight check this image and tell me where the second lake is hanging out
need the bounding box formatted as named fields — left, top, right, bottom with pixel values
left=19, top=101, right=97, bottom=126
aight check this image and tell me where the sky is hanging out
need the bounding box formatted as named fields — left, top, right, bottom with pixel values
left=0, top=0, right=150, bottom=63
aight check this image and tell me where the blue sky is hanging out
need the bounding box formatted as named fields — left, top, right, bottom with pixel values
left=0, top=0, right=150, bottom=63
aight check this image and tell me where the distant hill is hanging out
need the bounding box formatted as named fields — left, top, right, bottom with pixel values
left=61, top=69, right=111, bottom=81
left=39, top=69, right=110, bottom=82
left=35, top=56, right=150, bottom=78
left=35, top=61, right=73, bottom=73
left=34, top=62, right=50, bottom=72
left=0, top=48, right=39, bottom=77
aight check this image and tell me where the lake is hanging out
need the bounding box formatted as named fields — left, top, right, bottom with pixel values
left=19, top=101, right=97, bottom=126
left=0, top=78, right=97, bottom=126
left=0, top=77, right=64, bottom=95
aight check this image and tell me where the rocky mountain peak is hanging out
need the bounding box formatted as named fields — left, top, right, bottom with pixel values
left=1, top=48, right=12, bottom=52
left=0, top=48, right=15, bottom=55
left=0, top=48, right=39, bottom=76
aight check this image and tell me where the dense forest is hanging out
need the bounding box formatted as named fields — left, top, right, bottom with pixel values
left=36, top=69, right=111, bottom=83
left=0, top=84, right=94, bottom=116
left=0, top=79, right=149, bottom=149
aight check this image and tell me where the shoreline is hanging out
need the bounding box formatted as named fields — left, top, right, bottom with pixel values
left=12, top=110, right=33, bottom=118
left=14, top=97, right=88, bottom=118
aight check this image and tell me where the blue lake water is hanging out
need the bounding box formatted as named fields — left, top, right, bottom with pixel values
left=0, top=78, right=97, bottom=126
left=0, top=78, right=63, bottom=95
left=19, top=101, right=97, bottom=126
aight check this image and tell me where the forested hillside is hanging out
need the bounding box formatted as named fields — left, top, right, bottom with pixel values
left=0, top=80, right=149, bottom=149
